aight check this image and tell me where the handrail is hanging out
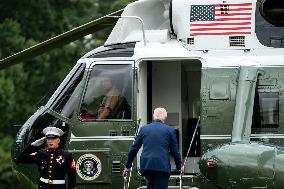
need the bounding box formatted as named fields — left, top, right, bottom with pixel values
left=124, top=176, right=129, bottom=189
left=124, top=118, right=141, bottom=189
left=180, top=116, right=200, bottom=189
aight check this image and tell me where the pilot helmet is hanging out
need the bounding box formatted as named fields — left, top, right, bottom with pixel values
left=43, top=127, right=64, bottom=139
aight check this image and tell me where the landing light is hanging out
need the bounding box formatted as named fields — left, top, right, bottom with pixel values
left=206, top=161, right=217, bottom=168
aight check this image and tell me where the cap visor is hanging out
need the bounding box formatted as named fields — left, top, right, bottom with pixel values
left=46, top=135, right=59, bottom=139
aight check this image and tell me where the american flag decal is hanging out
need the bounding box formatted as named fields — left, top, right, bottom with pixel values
left=190, top=3, right=252, bottom=36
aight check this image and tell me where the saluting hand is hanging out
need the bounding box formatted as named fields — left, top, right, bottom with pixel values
left=31, top=137, right=46, bottom=147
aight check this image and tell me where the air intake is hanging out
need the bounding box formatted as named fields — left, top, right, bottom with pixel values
left=109, top=130, right=118, bottom=136
left=187, top=37, right=194, bottom=45
left=112, top=161, right=121, bottom=173
left=260, top=0, right=284, bottom=26
left=229, top=36, right=245, bottom=47
left=122, top=130, right=130, bottom=136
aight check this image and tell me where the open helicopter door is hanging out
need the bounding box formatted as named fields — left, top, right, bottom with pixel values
left=137, top=59, right=202, bottom=177
left=68, top=60, right=136, bottom=188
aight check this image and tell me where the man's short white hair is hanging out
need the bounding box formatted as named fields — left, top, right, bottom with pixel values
left=153, top=107, right=167, bottom=122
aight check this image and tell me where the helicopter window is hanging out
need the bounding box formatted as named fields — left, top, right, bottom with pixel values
left=80, top=64, right=132, bottom=121
left=252, top=92, right=279, bottom=128
left=52, top=63, right=85, bottom=118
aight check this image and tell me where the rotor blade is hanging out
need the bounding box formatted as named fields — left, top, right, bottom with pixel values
left=0, top=9, right=123, bottom=70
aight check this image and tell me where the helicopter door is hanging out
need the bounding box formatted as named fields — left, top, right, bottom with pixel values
left=138, top=60, right=202, bottom=174
left=70, top=61, right=135, bottom=185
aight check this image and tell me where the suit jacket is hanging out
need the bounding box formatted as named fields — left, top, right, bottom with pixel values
left=125, top=120, right=181, bottom=176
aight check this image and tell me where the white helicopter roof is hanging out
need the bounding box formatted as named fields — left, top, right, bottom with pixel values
left=106, top=0, right=269, bottom=50
left=80, top=0, right=284, bottom=69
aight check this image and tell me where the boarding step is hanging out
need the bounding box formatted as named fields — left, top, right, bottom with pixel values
left=136, top=175, right=199, bottom=189
left=138, top=186, right=192, bottom=189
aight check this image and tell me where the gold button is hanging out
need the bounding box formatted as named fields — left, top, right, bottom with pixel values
left=51, top=157, right=54, bottom=160
left=49, top=166, right=52, bottom=168
left=49, top=171, right=52, bottom=173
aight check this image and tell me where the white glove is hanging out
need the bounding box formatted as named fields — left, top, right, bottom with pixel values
left=31, top=137, right=46, bottom=147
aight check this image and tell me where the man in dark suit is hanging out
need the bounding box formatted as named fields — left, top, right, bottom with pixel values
left=123, top=107, right=183, bottom=189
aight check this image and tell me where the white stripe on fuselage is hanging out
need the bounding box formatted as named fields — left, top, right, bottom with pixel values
left=200, top=134, right=284, bottom=140
left=70, top=136, right=135, bottom=142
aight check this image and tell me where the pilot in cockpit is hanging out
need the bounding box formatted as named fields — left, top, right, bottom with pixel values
left=97, top=75, right=123, bottom=119
left=80, top=75, right=125, bottom=120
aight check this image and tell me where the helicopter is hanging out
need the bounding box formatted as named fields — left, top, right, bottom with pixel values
left=1, top=0, right=284, bottom=188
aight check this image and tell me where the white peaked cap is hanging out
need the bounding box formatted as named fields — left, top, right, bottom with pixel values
left=43, top=127, right=64, bottom=137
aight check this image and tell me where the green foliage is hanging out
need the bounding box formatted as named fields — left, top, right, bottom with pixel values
left=0, top=136, right=21, bottom=189
left=111, top=0, right=134, bottom=10
left=0, top=0, right=136, bottom=188
left=0, top=19, right=28, bottom=136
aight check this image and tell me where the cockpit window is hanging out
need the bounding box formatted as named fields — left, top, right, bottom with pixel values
left=52, top=63, right=85, bottom=118
left=252, top=92, right=279, bottom=128
left=80, top=64, right=132, bottom=121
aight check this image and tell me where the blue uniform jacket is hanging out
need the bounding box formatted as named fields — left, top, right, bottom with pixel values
left=125, top=120, right=181, bottom=176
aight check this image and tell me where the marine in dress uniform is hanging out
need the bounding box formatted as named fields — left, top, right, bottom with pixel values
left=124, top=108, right=184, bottom=189
left=16, top=127, right=76, bottom=189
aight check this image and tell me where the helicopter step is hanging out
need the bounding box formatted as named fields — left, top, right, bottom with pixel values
left=137, top=186, right=195, bottom=189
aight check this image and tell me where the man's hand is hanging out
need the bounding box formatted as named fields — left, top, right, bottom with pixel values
left=123, top=168, right=131, bottom=177
left=98, top=107, right=111, bottom=119
left=31, top=137, right=46, bottom=147
left=180, top=166, right=185, bottom=176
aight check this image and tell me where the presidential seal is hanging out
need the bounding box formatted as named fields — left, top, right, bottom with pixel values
left=76, top=154, right=102, bottom=181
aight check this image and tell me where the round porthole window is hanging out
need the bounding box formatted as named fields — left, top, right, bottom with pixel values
left=260, top=0, right=284, bottom=26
